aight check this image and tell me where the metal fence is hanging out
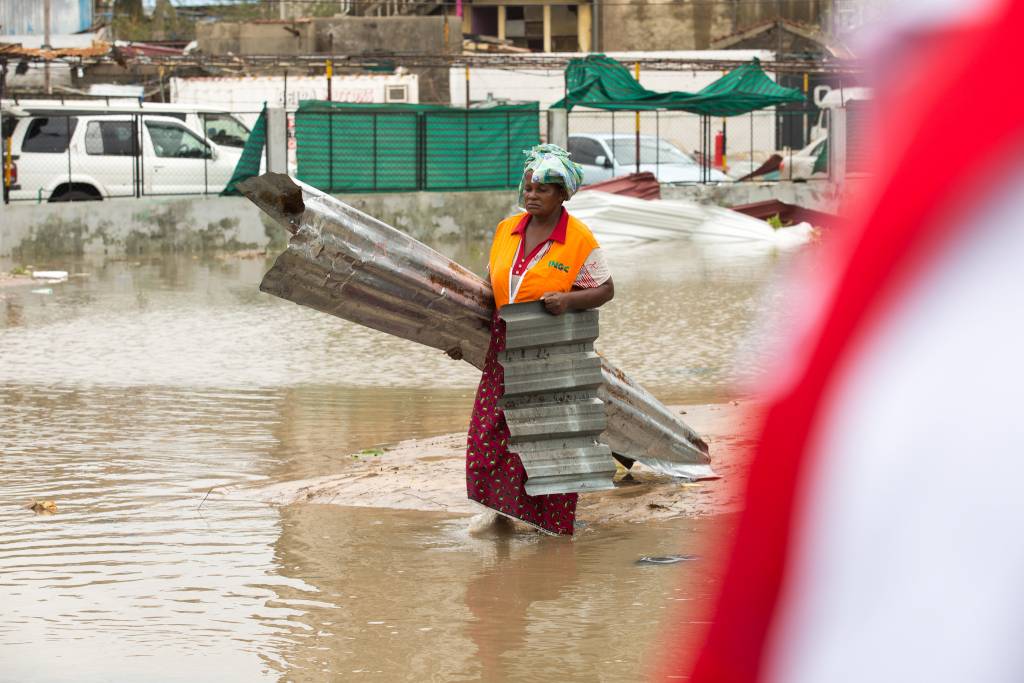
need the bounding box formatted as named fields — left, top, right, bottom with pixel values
left=2, top=110, right=265, bottom=203
left=1, top=104, right=829, bottom=203
left=564, top=106, right=826, bottom=184
left=292, top=106, right=542, bottom=194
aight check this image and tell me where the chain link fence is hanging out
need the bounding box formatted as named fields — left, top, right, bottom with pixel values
left=2, top=103, right=829, bottom=202
left=564, top=106, right=827, bottom=184
left=2, top=110, right=264, bottom=203
left=291, top=104, right=542, bottom=194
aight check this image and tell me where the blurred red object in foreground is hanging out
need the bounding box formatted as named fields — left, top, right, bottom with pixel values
left=671, top=1, right=1024, bottom=681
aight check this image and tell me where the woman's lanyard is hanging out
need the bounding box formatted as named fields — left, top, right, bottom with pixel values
left=508, top=235, right=552, bottom=305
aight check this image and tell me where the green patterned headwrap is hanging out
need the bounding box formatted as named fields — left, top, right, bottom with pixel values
left=518, top=143, right=585, bottom=206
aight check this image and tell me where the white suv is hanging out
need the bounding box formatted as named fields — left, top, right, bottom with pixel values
left=7, top=113, right=242, bottom=201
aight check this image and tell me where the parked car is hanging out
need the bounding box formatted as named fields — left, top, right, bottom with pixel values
left=6, top=113, right=242, bottom=201
left=568, top=133, right=732, bottom=184
left=724, top=136, right=828, bottom=181
left=2, top=99, right=252, bottom=150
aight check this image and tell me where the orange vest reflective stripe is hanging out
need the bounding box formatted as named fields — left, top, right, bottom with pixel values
left=489, top=211, right=599, bottom=309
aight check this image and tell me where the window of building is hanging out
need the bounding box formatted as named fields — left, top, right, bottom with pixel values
left=385, top=85, right=409, bottom=103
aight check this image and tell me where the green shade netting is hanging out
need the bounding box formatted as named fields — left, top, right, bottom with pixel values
left=221, top=106, right=266, bottom=196
left=294, top=101, right=540, bottom=193
left=551, top=55, right=805, bottom=116
left=813, top=138, right=829, bottom=174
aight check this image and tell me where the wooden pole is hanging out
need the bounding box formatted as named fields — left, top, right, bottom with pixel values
left=577, top=3, right=592, bottom=53
left=43, top=0, right=52, bottom=95
left=543, top=4, right=552, bottom=53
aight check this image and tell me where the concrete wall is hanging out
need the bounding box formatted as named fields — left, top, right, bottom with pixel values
left=599, top=0, right=826, bottom=51
left=660, top=178, right=845, bottom=214
left=197, top=20, right=317, bottom=56
left=195, top=17, right=457, bottom=104
left=0, top=178, right=851, bottom=259
left=0, top=190, right=519, bottom=259
left=312, top=16, right=459, bottom=54
left=313, top=16, right=459, bottom=104
left=198, top=16, right=460, bottom=56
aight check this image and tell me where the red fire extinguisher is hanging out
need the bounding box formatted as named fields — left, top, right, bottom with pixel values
left=714, top=130, right=725, bottom=169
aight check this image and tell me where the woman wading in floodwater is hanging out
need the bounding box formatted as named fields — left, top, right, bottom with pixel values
left=457, top=144, right=614, bottom=536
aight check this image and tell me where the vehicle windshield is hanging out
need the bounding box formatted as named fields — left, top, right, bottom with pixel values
left=606, top=138, right=695, bottom=166
left=146, top=121, right=212, bottom=159
left=204, top=114, right=249, bottom=148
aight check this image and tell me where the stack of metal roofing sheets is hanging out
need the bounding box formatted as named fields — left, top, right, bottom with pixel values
left=498, top=302, right=618, bottom=496
left=241, top=173, right=715, bottom=482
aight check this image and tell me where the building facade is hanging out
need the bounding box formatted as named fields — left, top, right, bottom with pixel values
left=460, top=0, right=830, bottom=53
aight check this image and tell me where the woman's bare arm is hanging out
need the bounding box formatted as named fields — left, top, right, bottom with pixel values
left=540, top=278, right=614, bottom=315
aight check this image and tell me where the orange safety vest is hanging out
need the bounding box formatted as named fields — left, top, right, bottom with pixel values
left=489, top=210, right=599, bottom=309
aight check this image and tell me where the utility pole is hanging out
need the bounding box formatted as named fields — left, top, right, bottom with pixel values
left=44, top=0, right=52, bottom=95
left=776, top=0, right=783, bottom=57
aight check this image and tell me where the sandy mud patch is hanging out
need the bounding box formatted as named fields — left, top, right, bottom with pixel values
left=231, top=401, right=759, bottom=527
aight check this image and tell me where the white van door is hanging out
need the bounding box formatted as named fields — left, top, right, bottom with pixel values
left=142, top=119, right=216, bottom=195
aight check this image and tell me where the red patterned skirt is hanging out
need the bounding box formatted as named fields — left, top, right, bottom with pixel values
left=465, top=312, right=578, bottom=536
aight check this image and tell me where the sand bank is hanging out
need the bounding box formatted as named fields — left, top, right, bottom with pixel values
left=236, top=401, right=758, bottom=527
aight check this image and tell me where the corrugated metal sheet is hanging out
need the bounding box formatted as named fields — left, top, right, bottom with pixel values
left=730, top=199, right=840, bottom=229
left=498, top=302, right=617, bottom=495
left=565, top=190, right=815, bottom=247
left=1, top=0, right=92, bottom=36
left=0, top=41, right=108, bottom=59
left=242, top=173, right=715, bottom=481
left=249, top=174, right=493, bottom=369
left=579, top=172, right=661, bottom=200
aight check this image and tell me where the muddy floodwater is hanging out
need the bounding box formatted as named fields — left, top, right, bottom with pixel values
left=0, top=237, right=793, bottom=681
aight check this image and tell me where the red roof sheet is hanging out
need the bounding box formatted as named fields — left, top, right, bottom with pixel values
left=579, top=172, right=661, bottom=200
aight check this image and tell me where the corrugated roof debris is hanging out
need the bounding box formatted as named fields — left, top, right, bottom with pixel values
left=499, top=302, right=617, bottom=496
left=565, top=190, right=815, bottom=246
left=730, top=199, right=840, bottom=229
left=241, top=173, right=715, bottom=481
left=0, top=40, right=109, bottom=59
left=579, top=172, right=662, bottom=200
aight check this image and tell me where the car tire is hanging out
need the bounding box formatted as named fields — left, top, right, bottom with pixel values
left=49, top=188, right=101, bottom=202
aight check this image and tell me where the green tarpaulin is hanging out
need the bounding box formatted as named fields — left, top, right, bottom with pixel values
left=221, top=106, right=266, bottom=196
left=294, top=101, right=540, bottom=193
left=551, top=55, right=805, bottom=116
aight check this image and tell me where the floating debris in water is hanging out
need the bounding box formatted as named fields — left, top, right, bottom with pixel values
left=32, top=270, right=68, bottom=281
left=636, top=555, right=699, bottom=566
left=26, top=500, right=58, bottom=515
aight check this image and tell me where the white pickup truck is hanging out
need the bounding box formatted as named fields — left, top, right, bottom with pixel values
left=5, top=112, right=243, bottom=201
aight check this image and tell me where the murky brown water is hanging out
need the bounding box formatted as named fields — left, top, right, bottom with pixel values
left=0, top=239, right=788, bottom=681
